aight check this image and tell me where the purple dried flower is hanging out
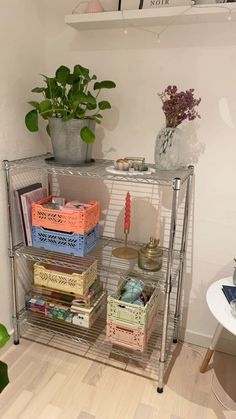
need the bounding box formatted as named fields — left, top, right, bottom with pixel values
left=158, top=85, right=201, bottom=128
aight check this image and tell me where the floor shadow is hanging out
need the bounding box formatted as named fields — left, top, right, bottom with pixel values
left=164, top=342, right=236, bottom=418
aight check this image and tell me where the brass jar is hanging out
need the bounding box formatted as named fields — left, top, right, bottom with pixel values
left=138, top=237, right=163, bottom=272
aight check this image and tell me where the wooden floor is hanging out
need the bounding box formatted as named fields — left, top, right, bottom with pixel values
left=0, top=339, right=235, bottom=419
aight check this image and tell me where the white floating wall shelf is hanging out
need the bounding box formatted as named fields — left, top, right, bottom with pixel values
left=65, top=4, right=236, bottom=31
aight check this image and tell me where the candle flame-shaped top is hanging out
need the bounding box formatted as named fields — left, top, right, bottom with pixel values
left=124, top=191, right=131, bottom=233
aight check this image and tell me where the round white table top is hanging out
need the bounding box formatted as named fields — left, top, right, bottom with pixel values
left=207, top=277, right=236, bottom=337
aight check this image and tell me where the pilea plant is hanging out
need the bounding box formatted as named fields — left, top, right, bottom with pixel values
left=25, top=64, right=116, bottom=143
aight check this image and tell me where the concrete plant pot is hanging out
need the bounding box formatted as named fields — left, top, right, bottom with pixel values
left=49, top=118, right=95, bottom=165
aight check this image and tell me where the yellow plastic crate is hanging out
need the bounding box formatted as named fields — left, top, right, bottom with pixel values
left=33, top=260, right=97, bottom=295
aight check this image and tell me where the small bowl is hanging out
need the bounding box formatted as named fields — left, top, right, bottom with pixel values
left=114, top=159, right=131, bottom=171
left=230, top=299, right=236, bottom=318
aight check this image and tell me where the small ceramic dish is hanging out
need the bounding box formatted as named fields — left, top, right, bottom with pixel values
left=114, top=159, right=131, bottom=171
left=230, top=299, right=236, bottom=318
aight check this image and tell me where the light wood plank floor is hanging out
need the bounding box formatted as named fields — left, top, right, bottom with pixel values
left=0, top=339, right=235, bottom=419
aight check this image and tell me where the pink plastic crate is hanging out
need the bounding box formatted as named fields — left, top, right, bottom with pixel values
left=106, top=306, right=158, bottom=352
left=32, top=196, right=99, bottom=234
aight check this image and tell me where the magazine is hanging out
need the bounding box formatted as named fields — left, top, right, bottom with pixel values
left=222, top=285, right=236, bottom=304
left=21, top=187, right=47, bottom=245
left=15, top=183, right=42, bottom=244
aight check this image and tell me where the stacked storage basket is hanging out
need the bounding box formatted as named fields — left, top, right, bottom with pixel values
left=31, top=196, right=99, bottom=256
left=106, top=277, right=159, bottom=352
left=25, top=258, right=106, bottom=328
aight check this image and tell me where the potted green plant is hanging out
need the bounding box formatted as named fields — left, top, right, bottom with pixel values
left=25, top=64, right=116, bottom=164
left=0, top=323, right=10, bottom=393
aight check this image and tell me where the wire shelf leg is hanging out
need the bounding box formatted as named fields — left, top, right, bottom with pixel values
left=3, top=160, right=20, bottom=344
left=173, top=166, right=194, bottom=343
left=157, top=177, right=180, bottom=393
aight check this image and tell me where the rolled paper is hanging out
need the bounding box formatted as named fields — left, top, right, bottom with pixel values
left=124, top=191, right=131, bottom=232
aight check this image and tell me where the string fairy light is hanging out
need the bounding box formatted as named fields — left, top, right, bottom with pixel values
left=117, top=2, right=236, bottom=43
left=70, top=2, right=236, bottom=39
left=121, top=9, right=128, bottom=35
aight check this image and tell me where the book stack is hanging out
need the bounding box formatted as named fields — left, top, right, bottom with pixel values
left=15, top=183, right=47, bottom=245
left=26, top=274, right=106, bottom=328
left=26, top=260, right=106, bottom=328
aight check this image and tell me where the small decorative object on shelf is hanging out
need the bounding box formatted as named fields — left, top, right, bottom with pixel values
left=154, top=85, right=201, bottom=170
left=138, top=237, right=163, bottom=271
left=83, top=0, right=104, bottom=13
left=113, top=156, right=148, bottom=172
left=112, top=192, right=138, bottom=259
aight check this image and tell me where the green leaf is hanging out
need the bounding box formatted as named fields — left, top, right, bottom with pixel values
left=25, top=110, right=38, bottom=132
left=91, top=113, right=103, bottom=123
left=94, top=80, right=116, bottom=90
left=31, top=87, right=45, bottom=93
left=39, top=99, right=52, bottom=113
left=72, top=92, right=94, bottom=110
left=46, top=123, right=50, bottom=137
left=0, top=361, right=9, bottom=393
left=27, top=101, right=39, bottom=110
left=62, top=114, right=73, bottom=122
left=55, top=65, right=70, bottom=85
left=87, top=102, right=97, bottom=111
left=45, top=85, right=62, bottom=99
left=80, top=126, right=95, bottom=143
left=87, top=92, right=97, bottom=106
left=73, top=64, right=90, bottom=81
left=92, top=117, right=102, bottom=124
left=66, top=74, right=75, bottom=85
left=98, top=100, right=111, bottom=110
left=75, top=108, right=86, bottom=118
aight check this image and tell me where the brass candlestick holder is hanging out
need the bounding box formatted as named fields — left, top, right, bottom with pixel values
left=112, top=229, right=138, bottom=260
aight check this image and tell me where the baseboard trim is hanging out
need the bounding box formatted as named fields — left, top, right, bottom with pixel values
left=180, top=328, right=236, bottom=356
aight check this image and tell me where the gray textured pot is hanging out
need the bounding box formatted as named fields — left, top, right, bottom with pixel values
left=49, top=118, right=95, bottom=164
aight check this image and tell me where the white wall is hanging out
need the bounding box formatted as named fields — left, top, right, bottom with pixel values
left=0, top=1, right=49, bottom=336
left=40, top=0, right=236, bottom=352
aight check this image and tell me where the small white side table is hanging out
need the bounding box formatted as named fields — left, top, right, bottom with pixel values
left=200, top=277, right=236, bottom=373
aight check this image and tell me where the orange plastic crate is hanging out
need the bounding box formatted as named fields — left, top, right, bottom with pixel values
left=32, top=196, right=99, bottom=234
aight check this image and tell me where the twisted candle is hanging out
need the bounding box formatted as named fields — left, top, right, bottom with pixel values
left=124, top=191, right=131, bottom=233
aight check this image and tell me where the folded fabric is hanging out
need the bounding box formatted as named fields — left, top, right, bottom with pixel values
left=120, top=277, right=144, bottom=304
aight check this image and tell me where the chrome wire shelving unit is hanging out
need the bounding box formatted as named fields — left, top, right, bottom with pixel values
left=3, top=154, right=193, bottom=393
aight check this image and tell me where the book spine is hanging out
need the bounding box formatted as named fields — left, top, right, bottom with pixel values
left=21, top=195, right=32, bottom=246
left=14, top=191, right=26, bottom=245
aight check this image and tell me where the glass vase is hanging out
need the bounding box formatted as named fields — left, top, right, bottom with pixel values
left=154, top=126, right=185, bottom=170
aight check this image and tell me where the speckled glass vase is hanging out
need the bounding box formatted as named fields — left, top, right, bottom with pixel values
left=154, top=126, right=184, bottom=170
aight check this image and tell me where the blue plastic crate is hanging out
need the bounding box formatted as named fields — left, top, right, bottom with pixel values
left=32, top=224, right=99, bottom=256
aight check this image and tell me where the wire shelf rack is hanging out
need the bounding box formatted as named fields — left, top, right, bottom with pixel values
left=18, top=307, right=176, bottom=381
left=4, top=154, right=193, bottom=392
left=6, top=154, right=193, bottom=186
left=14, top=237, right=182, bottom=292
